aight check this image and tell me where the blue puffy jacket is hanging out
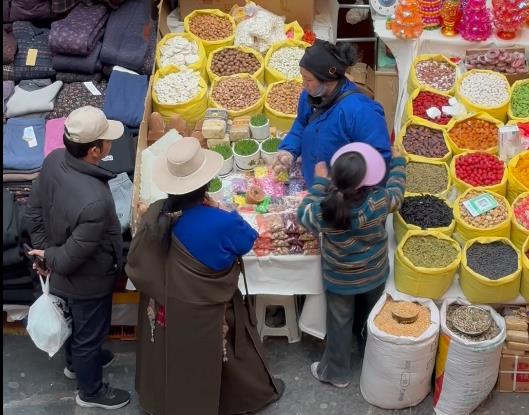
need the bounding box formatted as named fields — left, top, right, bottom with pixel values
left=279, top=80, right=391, bottom=186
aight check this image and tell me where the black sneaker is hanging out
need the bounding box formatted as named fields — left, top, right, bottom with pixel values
left=76, top=383, right=130, bottom=410
left=64, top=349, right=115, bottom=380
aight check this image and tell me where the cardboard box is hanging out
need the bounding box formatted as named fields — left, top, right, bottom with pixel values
left=498, top=355, right=529, bottom=393
left=345, top=63, right=375, bottom=99
left=465, top=48, right=529, bottom=86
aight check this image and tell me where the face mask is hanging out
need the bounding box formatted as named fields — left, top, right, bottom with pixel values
left=308, top=82, right=326, bottom=98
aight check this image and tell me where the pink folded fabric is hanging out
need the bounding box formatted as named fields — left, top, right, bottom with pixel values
left=44, top=117, right=66, bottom=157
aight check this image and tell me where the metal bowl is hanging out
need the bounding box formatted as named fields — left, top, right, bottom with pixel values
left=452, top=305, right=492, bottom=336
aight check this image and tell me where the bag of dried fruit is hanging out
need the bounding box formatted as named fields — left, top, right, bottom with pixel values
left=264, top=39, right=310, bottom=85
left=395, top=120, right=452, bottom=164
left=360, top=292, right=439, bottom=410
left=506, top=150, right=529, bottom=203
left=446, top=112, right=502, bottom=156
left=404, top=87, right=456, bottom=131
left=206, top=45, right=265, bottom=84
left=511, top=192, right=529, bottom=251
left=408, top=54, right=458, bottom=95
left=155, top=33, right=207, bottom=79
left=393, top=208, right=455, bottom=244
left=208, top=73, right=265, bottom=118
left=264, top=80, right=303, bottom=133
left=508, top=79, right=529, bottom=121
left=434, top=299, right=506, bottom=415
left=522, top=237, right=529, bottom=301
left=394, top=230, right=461, bottom=299
left=184, top=9, right=236, bottom=56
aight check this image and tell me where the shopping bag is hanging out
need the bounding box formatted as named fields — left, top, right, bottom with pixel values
left=27, top=275, right=72, bottom=357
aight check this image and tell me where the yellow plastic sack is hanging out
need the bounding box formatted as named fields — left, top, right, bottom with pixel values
left=460, top=237, right=521, bottom=303
left=206, top=45, right=264, bottom=84
left=395, top=119, right=452, bottom=164
left=403, top=87, right=456, bottom=130
left=155, top=33, right=207, bottom=79
left=264, top=40, right=310, bottom=85
left=449, top=152, right=507, bottom=197
left=511, top=192, right=529, bottom=251
left=455, top=70, right=510, bottom=123
left=446, top=112, right=502, bottom=156
left=507, top=150, right=529, bottom=203
left=408, top=54, right=458, bottom=95
left=152, top=66, right=208, bottom=123
left=184, top=9, right=235, bottom=56
left=452, top=188, right=511, bottom=245
left=208, top=73, right=265, bottom=118
left=264, top=80, right=302, bottom=133
left=284, top=21, right=304, bottom=41
left=522, top=237, right=529, bottom=301
left=393, top=210, right=455, bottom=244
left=508, top=79, right=529, bottom=121
left=405, top=159, right=452, bottom=199
left=394, top=230, right=461, bottom=300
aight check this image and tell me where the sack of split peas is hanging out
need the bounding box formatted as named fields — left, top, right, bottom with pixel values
left=506, top=150, right=529, bottom=203
left=508, top=78, right=529, bottom=121
left=393, top=210, right=455, bottom=244
left=184, top=9, right=236, bottom=56
left=264, top=39, right=310, bottom=85
left=206, top=45, right=265, bottom=84
left=395, top=120, right=452, bottom=164
left=408, top=54, right=458, bottom=95
left=264, top=80, right=303, bottom=133
left=446, top=112, right=502, bottom=156
left=403, top=86, right=455, bottom=131
left=511, top=192, right=529, bottom=251
left=404, top=158, right=452, bottom=200
left=522, top=237, right=529, bottom=302
left=155, top=33, right=207, bottom=78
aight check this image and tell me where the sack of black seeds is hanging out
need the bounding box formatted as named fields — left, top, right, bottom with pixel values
left=434, top=299, right=505, bottom=415
left=460, top=237, right=522, bottom=303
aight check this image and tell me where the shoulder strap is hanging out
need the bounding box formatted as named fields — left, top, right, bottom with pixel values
left=308, top=89, right=358, bottom=124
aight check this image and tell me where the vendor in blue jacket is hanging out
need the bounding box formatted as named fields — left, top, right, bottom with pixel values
left=273, top=39, right=391, bottom=186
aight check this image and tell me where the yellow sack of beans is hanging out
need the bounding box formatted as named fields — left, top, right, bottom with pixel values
left=522, top=237, right=529, bottom=301
left=264, top=39, right=310, bottom=85
left=152, top=66, right=208, bottom=124
left=184, top=9, right=235, bottom=57
left=511, top=192, right=529, bottom=251
left=455, top=69, right=510, bottom=123
left=284, top=21, right=304, bottom=41
left=264, top=80, right=302, bottom=134
left=394, top=230, right=461, bottom=300
left=452, top=188, right=511, bottom=245
left=395, top=119, right=452, bottom=164
left=393, top=210, right=455, bottom=244
left=404, top=158, right=452, bottom=199
left=208, top=73, right=265, bottom=118
left=508, top=79, right=529, bottom=121
left=449, top=152, right=507, bottom=197
left=155, top=33, right=207, bottom=79
left=206, top=45, right=264, bottom=84
left=507, top=150, right=529, bottom=203
left=459, top=237, right=521, bottom=303
left=408, top=54, right=458, bottom=95
left=446, top=112, right=502, bottom=156
left=403, top=86, right=456, bottom=130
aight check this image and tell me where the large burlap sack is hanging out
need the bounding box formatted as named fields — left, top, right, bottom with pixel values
left=208, top=73, right=265, bottom=118
left=446, top=112, right=502, bottom=156
left=264, top=39, right=309, bottom=85
left=206, top=45, right=264, bottom=84
left=408, top=54, right=458, bottom=95
left=508, top=79, right=529, bottom=121
left=403, top=87, right=456, bottom=130
left=395, top=119, right=452, bottom=164
left=393, top=209, right=455, bottom=244
left=264, top=79, right=302, bottom=133
left=405, top=159, right=451, bottom=200
left=184, top=9, right=235, bottom=56
left=155, top=33, right=207, bottom=79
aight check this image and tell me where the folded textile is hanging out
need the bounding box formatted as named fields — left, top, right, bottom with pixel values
left=109, top=172, right=133, bottom=234
left=52, top=0, right=126, bottom=14
left=99, top=127, right=137, bottom=175
left=3, top=80, right=15, bottom=113
left=3, top=24, right=17, bottom=64
left=49, top=3, right=109, bottom=56
left=44, top=117, right=66, bottom=157
left=3, top=118, right=45, bottom=170
left=3, top=65, right=15, bottom=81
left=142, top=19, right=157, bottom=75
left=6, top=81, right=63, bottom=118
left=103, top=69, right=147, bottom=127
left=100, top=0, right=152, bottom=72
left=52, top=42, right=102, bottom=74
left=47, top=80, right=107, bottom=119
left=55, top=71, right=103, bottom=83
left=8, top=0, right=52, bottom=22
left=3, top=172, right=39, bottom=182
left=12, top=21, right=55, bottom=81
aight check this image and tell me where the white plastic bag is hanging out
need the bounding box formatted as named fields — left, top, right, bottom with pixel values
left=27, top=276, right=72, bottom=357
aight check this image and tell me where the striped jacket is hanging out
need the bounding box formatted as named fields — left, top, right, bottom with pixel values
left=297, top=156, right=406, bottom=295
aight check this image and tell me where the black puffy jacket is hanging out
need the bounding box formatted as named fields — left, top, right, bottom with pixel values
left=24, top=149, right=122, bottom=299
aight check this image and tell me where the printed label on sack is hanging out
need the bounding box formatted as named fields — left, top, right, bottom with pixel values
left=22, top=127, right=38, bottom=148
left=463, top=194, right=498, bottom=217
left=26, top=49, right=38, bottom=66
left=83, top=82, right=102, bottom=96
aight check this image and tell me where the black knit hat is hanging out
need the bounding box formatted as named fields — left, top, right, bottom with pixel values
left=299, top=39, right=358, bottom=81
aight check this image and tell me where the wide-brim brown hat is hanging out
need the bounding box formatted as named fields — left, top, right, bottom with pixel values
left=153, top=136, right=223, bottom=195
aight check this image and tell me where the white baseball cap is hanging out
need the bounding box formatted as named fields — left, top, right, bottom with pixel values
left=64, top=106, right=124, bottom=144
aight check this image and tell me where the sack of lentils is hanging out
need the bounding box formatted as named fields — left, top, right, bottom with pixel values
left=184, top=9, right=235, bottom=56
left=460, top=237, right=522, bottom=303
left=209, top=74, right=265, bottom=118
left=508, top=79, right=529, bottom=121
left=264, top=39, right=310, bottom=85
left=394, top=195, right=455, bottom=243
left=453, top=189, right=511, bottom=244
left=408, top=54, right=458, bottom=95
left=395, top=120, right=452, bottom=163
left=511, top=192, right=529, bottom=251
left=156, top=33, right=207, bottom=78
left=394, top=230, right=461, bottom=299
left=455, top=69, right=510, bottom=122
left=446, top=112, right=502, bottom=155
left=450, top=152, right=507, bottom=197
left=264, top=80, right=303, bottom=133
left=404, top=87, right=455, bottom=130
left=405, top=159, right=451, bottom=199
left=206, top=45, right=264, bottom=84
left=506, top=150, right=529, bottom=203
left=522, top=237, right=529, bottom=302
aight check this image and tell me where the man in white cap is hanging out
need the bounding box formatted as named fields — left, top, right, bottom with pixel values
left=24, top=106, right=130, bottom=409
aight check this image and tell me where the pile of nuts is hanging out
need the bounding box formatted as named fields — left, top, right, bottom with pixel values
left=402, top=125, right=449, bottom=158
left=210, top=48, right=261, bottom=77
left=189, top=14, right=233, bottom=41
left=159, top=36, right=200, bottom=68
left=268, top=47, right=305, bottom=79
left=267, top=80, right=303, bottom=115
left=458, top=190, right=508, bottom=228
left=449, top=117, right=498, bottom=150
left=412, top=91, right=452, bottom=125
left=459, top=72, right=510, bottom=107
left=211, top=77, right=261, bottom=111
left=454, top=153, right=505, bottom=187
left=154, top=71, right=201, bottom=105
left=406, top=161, right=449, bottom=195
left=415, top=60, right=456, bottom=92
left=464, top=49, right=528, bottom=74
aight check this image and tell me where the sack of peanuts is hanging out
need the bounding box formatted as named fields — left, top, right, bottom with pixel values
left=206, top=45, right=264, bottom=84
left=360, top=292, right=440, bottom=409
left=208, top=73, right=265, bottom=118
left=522, top=237, right=529, bottom=302
left=264, top=80, right=303, bottom=133
left=434, top=299, right=506, bottom=415
left=408, top=54, right=458, bottom=95
left=184, top=9, right=235, bottom=57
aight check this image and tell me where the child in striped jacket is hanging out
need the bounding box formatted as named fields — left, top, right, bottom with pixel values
left=297, top=143, right=405, bottom=388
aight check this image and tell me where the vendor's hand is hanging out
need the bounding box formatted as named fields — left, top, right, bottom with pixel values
left=314, top=162, right=329, bottom=178
left=272, top=151, right=293, bottom=174
left=28, top=249, right=44, bottom=259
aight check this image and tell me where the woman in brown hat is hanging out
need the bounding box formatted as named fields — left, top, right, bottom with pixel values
left=126, top=137, right=284, bottom=415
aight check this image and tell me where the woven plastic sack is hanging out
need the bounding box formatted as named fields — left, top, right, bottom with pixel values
left=360, top=292, right=440, bottom=409
left=433, top=299, right=505, bottom=415
left=449, top=152, right=507, bottom=197
left=264, top=80, right=302, bottom=133
left=455, top=69, right=510, bottom=123
left=459, top=236, right=522, bottom=303
left=507, top=150, right=529, bottom=203
left=408, top=54, right=458, bottom=95
left=403, top=87, right=456, bottom=130
left=264, top=39, right=310, bottom=85
left=394, top=230, right=461, bottom=299
left=393, top=209, right=455, bottom=244
left=284, top=21, right=304, bottom=41
left=152, top=67, right=208, bottom=124
left=206, top=45, right=264, bottom=84
left=395, top=120, right=452, bottom=164
left=209, top=73, right=265, bottom=118
left=511, top=192, right=529, bottom=251
left=405, top=159, right=451, bottom=199
left=522, top=237, right=529, bottom=301
left=508, top=79, right=529, bottom=121
left=184, top=9, right=235, bottom=56
left=446, top=112, right=502, bottom=156
left=155, top=33, right=207, bottom=79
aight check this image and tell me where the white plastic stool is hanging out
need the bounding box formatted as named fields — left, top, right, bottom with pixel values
left=255, top=295, right=301, bottom=343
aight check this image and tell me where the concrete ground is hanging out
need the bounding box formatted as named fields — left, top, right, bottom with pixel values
left=3, top=333, right=528, bottom=415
